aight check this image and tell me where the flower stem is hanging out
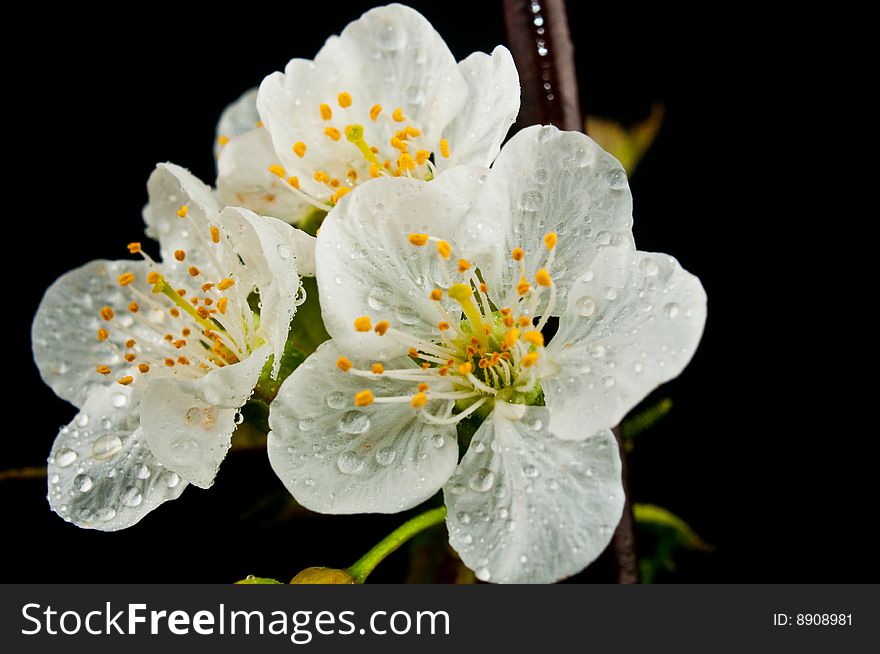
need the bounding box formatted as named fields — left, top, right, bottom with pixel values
left=346, top=506, right=447, bottom=583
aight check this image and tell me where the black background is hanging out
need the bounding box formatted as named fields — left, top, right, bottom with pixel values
left=4, top=2, right=867, bottom=582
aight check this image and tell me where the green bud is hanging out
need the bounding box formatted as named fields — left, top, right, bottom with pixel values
left=290, top=567, right=359, bottom=584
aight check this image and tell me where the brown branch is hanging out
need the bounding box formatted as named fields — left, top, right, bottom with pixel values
left=503, top=0, right=638, bottom=583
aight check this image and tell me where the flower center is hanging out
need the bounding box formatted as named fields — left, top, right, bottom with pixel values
left=261, top=91, right=452, bottom=210
left=336, top=232, right=560, bottom=426
left=92, top=213, right=259, bottom=387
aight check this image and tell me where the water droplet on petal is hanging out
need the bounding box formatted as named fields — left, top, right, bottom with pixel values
left=523, top=464, right=540, bottom=478
left=395, top=305, right=419, bottom=325
left=664, top=302, right=680, bottom=318
left=475, top=566, right=491, bottom=581
left=589, top=344, right=606, bottom=359
left=518, top=190, right=543, bottom=212
left=528, top=418, right=543, bottom=431
left=575, top=296, right=597, bottom=317
left=298, top=417, right=315, bottom=432
left=122, top=486, right=143, bottom=507
left=469, top=468, right=495, bottom=492
left=55, top=448, right=77, bottom=468
left=340, top=411, right=370, bottom=435
left=639, top=257, right=659, bottom=276
left=96, top=507, right=117, bottom=522
left=137, top=464, right=151, bottom=479
left=74, top=474, right=93, bottom=492
left=430, top=433, right=445, bottom=448
left=374, top=17, right=408, bottom=50
left=75, top=413, right=89, bottom=428
left=607, top=168, right=627, bottom=190
left=337, top=451, right=363, bottom=475
left=111, top=393, right=127, bottom=408
left=375, top=448, right=396, bottom=466
left=604, top=287, right=618, bottom=300
left=367, top=285, right=391, bottom=311
left=457, top=511, right=471, bottom=524
left=327, top=391, right=348, bottom=409
left=471, top=440, right=485, bottom=453
left=277, top=243, right=292, bottom=260
left=163, top=471, right=181, bottom=488
left=91, top=434, right=123, bottom=461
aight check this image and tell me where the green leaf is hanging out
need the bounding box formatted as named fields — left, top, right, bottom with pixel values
left=234, top=576, right=282, bottom=584
left=634, top=503, right=713, bottom=583
left=621, top=397, right=672, bottom=451
left=585, top=102, right=665, bottom=175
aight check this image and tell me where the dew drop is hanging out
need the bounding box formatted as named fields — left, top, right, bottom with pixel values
left=664, top=302, right=680, bottom=318
left=457, top=511, right=471, bottom=525
left=337, top=451, right=364, bottom=475
left=277, top=243, right=292, bottom=260
left=91, top=434, right=123, bottom=461
left=607, top=168, right=627, bottom=190
left=523, top=464, right=540, bottom=478
left=430, top=433, right=445, bottom=448
left=340, top=411, right=371, bottom=435
left=460, top=534, right=473, bottom=544
left=449, top=481, right=467, bottom=495
left=327, top=391, right=348, bottom=409
left=633, top=362, right=644, bottom=373
left=589, top=344, right=606, bottom=359
left=395, top=305, right=419, bottom=325
left=603, top=375, right=616, bottom=388
left=111, top=392, right=127, bottom=408
left=475, top=567, right=491, bottom=581
left=163, top=471, right=181, bottom=488
left=639, top=257, right=659, bottom=276
left=55, top=448, right=77, bottom=468
left=96, top=507, right=117, bottom=522
left=74, top=474, right=93, bottom=492
left=471, top=440, right=485, bottom=453
left=469, top=468, right=495, bottom=492
left=535, top=168, right=550, bottom=184
left=575, top=296, right=597, bottom=317
left=304, top=477, right=315, bottom=487
left=75, top=413, right=89, bottom=428
left=518, top=190, right=543, bottom=212
left=298, top=417, right=315, bottom=432
left=529, top=418, right=543, bottom=431
left=122, top=486, right=143, bottom=507
left=604, top=287, right=618, bottom=300
left=375, top=448, right=396, bottom=466
left=374, top=17, right=407, bottom=51
left=137, top=464, right=151, bottom=479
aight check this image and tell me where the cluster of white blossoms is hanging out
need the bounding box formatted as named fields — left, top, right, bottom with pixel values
left=32, top=4, right=706, bottom=583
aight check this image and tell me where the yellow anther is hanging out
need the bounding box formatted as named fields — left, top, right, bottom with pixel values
left=188, top=266, right=200, bottom=277
left=408, top=233, right=429, bottom=246
left=438, top=321, right=450, bottom=330
left=124, top=353, right=136, bottom=363
left=347, top=169, right=358, bottom=180
left=336, top=356, right=352, bottom=372
left=173, top=338, right=186, bottom=349
left=177, top=356, right=190, bottom=365
left=535, top=268, right=552, bottom=287
left=370, top=104, right=382, bottom=120
left=521, top=352, right=540, bottom=368
left=174, top=249, right=186, bottom=261
left=314, top=170, right=330, bottom=183
left=437, top=240, right=451, bottom=259
left=415, top=149, right=430, bottom=165
left=288, top=176, right=300, bottom=189
left=408, top=347, right=420, bottom=358
left=479, top=282, right=488, bottom=293
left=203, top=298, right=213, bottom=306
left=324, top=126, right=341, bottom=141
left=177, top=205, right=188, bottom=218
left=392, top=107, right=405, bottom=122
left=458, top=362, right=473, bottom=375
left=138, top=363, right=150, bottom=373
left=438, top=366, right=450, bottom=376
left=124, top=339, right=135, bottom=349
left=338, top=91, right=352, bottom=108
left=371, top=363, right=385, bottom=374
left=517, top=277, right=531, bottom=295
left=209, top=226, right=221, bottom=243
left=269, top=164, right=286, bottom=178
left=512, top=247, right=525, bottom=261
left=369, top=164, right=381, bottom=178
left=418, top=383, right=429, bottom=393
left=164, top=358, right=175, bottom=367
left=164, top=334, right=173, bottom=342
left=118, top=376, right=134, bottom=386
left=411, top=392, right=428, bottom=409
left=374, top=320, right=390, bottom=336
left=330, top=178, right=341, bottom=188
left=355, top=389, right=375, bottom=407
left=390, top=136, right=407, bottom=151
left=384, top=160, right=392, bottom=171
left=405, top=126, right=422, bottom=138
left=99, top=306, right=114, bottom=321
left=503, top=315, right=515, bottom=327
left=398, top=153, right=416, bottom=172
left=457, top=259, right=471, bottom=273
left=96, top=365, right=111, bottom=375
left=500, top=307, right=511, bottom=315
left=544, top=231, right=558, bottom=250
left=218, top=278, right=235, bottom=290
left=518, top=316, right=531, bottom=327
left=197, top=307, right=210, bottom=319
left=331, top=187, right=351, bottom=204
left=430, top=289, right=443, bottom=301
left=439, top=138, right=450, bottom=158
left=128, top=301, right=139, bottom=313
left=504, top=328, right=520, bottom=348
left=181, top=328, right=191, bottom=337
left=127, top=242, right=141, bottom=254
left=524, top=331, right=545, bottom=346
left=117, top=272, right=135, bottom=286
left=218, top=135, right=230, bottom=147
left=293, top=141, right=307, bottom=157
left=354, top=316, right=372, bottom=332
left=319, top=103, right=332, bottom=120
left=147, top=271, right=161, bottom=285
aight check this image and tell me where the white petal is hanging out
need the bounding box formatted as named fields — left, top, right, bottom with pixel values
left=141, top=345, right=269, bottom=488
left=142, top=163, right=222, bottom=276
left=214, top=87, right=260, bottom=161
left=477, top=125, right=635, bottom=312
left=543, top=247, right=707, bottom=439
left=267, top=340, right=458, bottom=514
left=47, top=385, right=187, bottom=531
left=32, top=259, right=152, bottom=407
left=315, top=166, right=494, bottom=359
left=218, top=207, right=305, bottom=374
left=443, top=404, right=624, bottom=583
left=217, top=127, right=314, bottom=224
left=437, top=46, right=520, bottom=171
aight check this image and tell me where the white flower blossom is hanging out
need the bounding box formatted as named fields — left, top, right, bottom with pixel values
left=267, top=125, right=707, bottom=583
left=32, top=163, right=311, bottom=530
left=215, top=3, right=520, bottom=223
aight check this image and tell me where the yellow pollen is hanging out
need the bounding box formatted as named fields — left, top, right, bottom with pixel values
left=524, top=331, right=545, bottom=346
left=138, top=363, right=150, bottom=373
left=458, top=362, right=473, bottom=375
left=544, top=231, right=558, bottom=250
left=190, top=297, right=199, bottom=305
left=415, top=149, right=430, bottom=165
left=164, top=334, right=173, bottom=342
left=210, top=226, right=221, bottom=243
left=117, top=272, right=135, bottom=286
left=330, top=178, right=341, bottom=188
left=430, top=289, right=443, bottom=301
left=512, top=247, right=525, bottom=261
left=355, top=390, right=374, bottom=407
left=174, top=249, right=186, bottom=261
left=217, top=297, right=228, bottom=314
left=197, top=307, right=210, bottom=319
left=127, top=242, right=141, bottom=254
left=504, top=329, right=520, bottom=348
left=97, top=328, right=109, bottom=341
left=337, top=356, right=353, bottom=372
left=268, top=164, right=287, bottom=178
left=371, top=363, right=385, bottom=374
left=338, top=91, right=352, bottom=108
left=518, top=316, right=531, bottom=327
left=408, top=347, right=419, bottom=358
left=398, top=153, right=416, bottom=172
left=173, top=339, right=187, bottom=349
left=125, top=339, right=136, bottom=348
left=457, top=259, right=471, bottom=273
left=479, top=282, right=488, bottom=293
left=96, top=365, right=111, bottom=375
left=218, top=135, right=230, bottom=147
left=411, top=392, right=428, bottom=409
left=314, top=170, right=330, bottom=183
left=418, top=383, right=429, bottom=392
left=522, top=352, right=540, bottom=368
left=164, top=358, right=175, bottom=367
left=374, top=320, right=390, bottom=335
left=99, top=306, right=114, bottom=321
left=370, top=104, right=382, bottom=120
left=177, top=356, right=190, bottom=365
left=320, top=103, right=332, bottom=120
left=124, top=353, right=136, bottom=363
left=177, top=205, right=188, bottom=218
left=439, top=138, right=450, bottom=158
left=535, top=268, right=552, bottom=287
left=147, top=271, right=161, bottom=285
left=408, top=233, right=429, bottom=246
left=188, top=266, right=200, bottom=277
left=500, top=307, right=511, bottom=315
left=405, top=126, right=422, bottom=138
left=390, top=136, right=407, bottom=151
left=288, top=176, right=300, bottom=189
left=439, top=366, right=450, bottom=376
left=354, top=316, right=372, bottom=332
left=118, top=376, right=134, bottom=386
left=504, top=315, right=515, bottom=327
left=517, top=277, right=531, bottom=295
left=128, top=302, right=139, bottom=313
left=436, top=240, right=451, bottom=259
left=292, top=141, right=307, bottom=158
left=181, top=328, right=191, bottom=337
left=218, top=278, right=235, bottom=290
left=324, top=126, right=341, bottom=141
left=392, top=107, right=405, bottom=122
left=438, top=321, right=450, bottom=330
left=347, top=169, right=358, bottom=180
left=369, top=164, right=381, bottom=178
